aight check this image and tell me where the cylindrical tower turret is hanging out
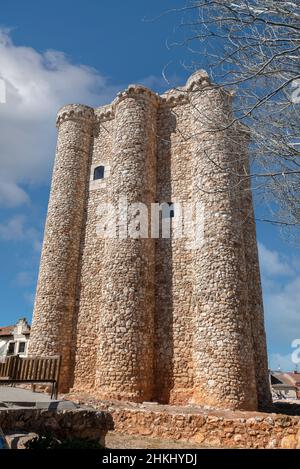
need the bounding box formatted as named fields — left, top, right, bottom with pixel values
left=29, top=104, right=95, bottom=392
left=241, top=156, right=272, bottom=410
left=189, top=71, right=258, bottom=410
left=95, top=86, right=158, bottom=401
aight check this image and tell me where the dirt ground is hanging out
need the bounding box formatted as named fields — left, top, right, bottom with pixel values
left=4, top=431, right=217, bottom=449
left=105, top=432, right=219, bottom=449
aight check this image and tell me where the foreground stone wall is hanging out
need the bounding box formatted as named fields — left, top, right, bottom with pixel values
left=0, top=408, right=112, bottom=446
left=30, top=70, right=271, bottom=411
left=70, top=396, right=300, bottom=449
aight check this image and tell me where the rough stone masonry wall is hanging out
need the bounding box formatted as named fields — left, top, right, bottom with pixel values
left=154, top=100, right=194, bottom=404
left=94, top=87, right=158, bottom=401
left=72, top=113, right=114, bottom=392
left=72, top=397, right=300, bottom=449
left=189, top=77, right=259, bottom=410
left=237, top=132, right=272, bottom=410
left=106, top=405, right=300, bottom=449
left=29, top=105, right=95, bottom=392
left=30, top=70, right=271, bottom=411
left=0, top=408, right=111, bottom=446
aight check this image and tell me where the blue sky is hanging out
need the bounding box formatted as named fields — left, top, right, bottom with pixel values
left=0, top=0, right=299, bottom=371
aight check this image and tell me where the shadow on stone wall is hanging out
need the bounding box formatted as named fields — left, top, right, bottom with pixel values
left=154, top=109, right=177, bottom=403
left=0, top=408, right=114, bottom=447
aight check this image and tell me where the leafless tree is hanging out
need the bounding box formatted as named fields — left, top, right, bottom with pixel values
left=165, top=0, right=300, bottom=240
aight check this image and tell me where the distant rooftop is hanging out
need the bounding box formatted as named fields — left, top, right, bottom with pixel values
left=0, top=318, right=31, bottom=337
left=0, top=325, right=15, bottom=337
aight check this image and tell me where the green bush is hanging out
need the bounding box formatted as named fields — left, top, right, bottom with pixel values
left=24, top=432, right=104, bottom=449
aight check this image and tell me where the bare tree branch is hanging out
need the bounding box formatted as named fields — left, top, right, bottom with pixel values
left=167, top=0, right=300, bottom=240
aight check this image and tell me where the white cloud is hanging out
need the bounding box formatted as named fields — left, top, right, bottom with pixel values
left=264, top=275, right=300, bottom=345
left=23, top=291, right=35, bottom=307
left=0, top=29, right=118, bottom=207
left=16, top=271, right=35, bottom=287
left=0, top=214, right=26, bottom=240
left=258, top=242, right=294, bottom=277
left=269, top=352, right=296, bottom=372
left=0, top=214, right=41, bottom=250
left=258, top=242, right=300, bottom=370
left=0, top=180, right=30, bottom=207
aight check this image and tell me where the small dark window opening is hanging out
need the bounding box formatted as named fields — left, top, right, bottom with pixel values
left=7, top=342, right=15, bottom=355
left=18, top=342, right=25, bottom=354
left=94, top=165, right=105, bottom=180
left=168, top=202, right=175, bottom=218
left=161, top=202, right=175, bottom=219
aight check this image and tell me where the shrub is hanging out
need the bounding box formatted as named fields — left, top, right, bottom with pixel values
left=24, top=432, right=104, bottom=449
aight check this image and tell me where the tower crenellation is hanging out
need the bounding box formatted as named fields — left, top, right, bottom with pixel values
left=29, top=71, right=272, bottom=410
left=56, top=103, right=96, bottom=128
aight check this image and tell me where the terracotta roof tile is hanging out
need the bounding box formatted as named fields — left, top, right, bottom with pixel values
left=0, top=325, right=14, bottom=337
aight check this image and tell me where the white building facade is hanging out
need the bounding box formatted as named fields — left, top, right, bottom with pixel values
left=0, top=318, right=30, bottom=358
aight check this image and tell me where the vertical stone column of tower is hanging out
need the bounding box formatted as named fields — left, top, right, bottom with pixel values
left=154, top=93, right=195, bottom=404
left=240, top=150, right=272, bottom=409
left=29, top=104, right=95, bottom=392
left=189, top=71, right=258, bottom=410
left=72, top=105, right=114, bottom=392
left=95, top=86, right=158, bottom=401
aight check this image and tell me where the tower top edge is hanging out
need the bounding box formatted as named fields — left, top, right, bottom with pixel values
left=56, top=70, right=238, bottom=125
left=94, top=70, right=214, bottom=116
left=56, top=104, right=95, bottom=128
left=184, top=69, right=210, bottom=90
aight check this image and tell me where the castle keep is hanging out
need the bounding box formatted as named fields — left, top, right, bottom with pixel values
left=29, top=71, right=271, bottom=410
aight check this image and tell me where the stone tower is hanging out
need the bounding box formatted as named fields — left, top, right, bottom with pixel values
left=29, top=71, right=272, bottom=410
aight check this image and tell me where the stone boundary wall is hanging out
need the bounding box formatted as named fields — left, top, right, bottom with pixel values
left=0, top=408, right=112, bottom=445
left=68, top=395, right=300, bottom=449
left=99, top=405, right=300, bottom=449
left=3, top=398, right=300, bottom=448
